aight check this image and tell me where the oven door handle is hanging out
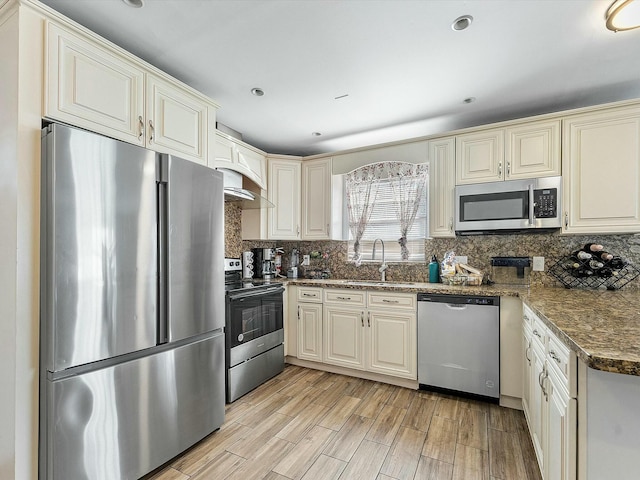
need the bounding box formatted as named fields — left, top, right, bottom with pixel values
left=228, top=286, right=285, bottom=301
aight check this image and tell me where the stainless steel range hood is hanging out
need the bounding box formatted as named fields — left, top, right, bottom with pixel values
left=220, top=168, right=274, bottom=209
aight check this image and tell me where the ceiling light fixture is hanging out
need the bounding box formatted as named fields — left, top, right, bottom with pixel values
left=251, top=88, right=264, bottom=97
left=452, top=15, right=473, bottom=31
left=606, top=0, right=640, bottom=31
left=122, top=0, right=144, bottom=8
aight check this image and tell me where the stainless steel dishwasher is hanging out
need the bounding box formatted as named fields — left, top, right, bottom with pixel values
left=417, top=294, right=500, bottom=401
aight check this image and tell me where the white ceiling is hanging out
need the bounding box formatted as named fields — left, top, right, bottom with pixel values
left=40, top=0, right=640, bottom=157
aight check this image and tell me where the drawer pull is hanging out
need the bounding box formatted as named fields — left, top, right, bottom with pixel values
left=382, top=299, right=399, bottom=304
left=525, top=344, right=532, bottom=364
left=361, top=311, right=364, bottom=327
left=138, top=115, right=144, bottom=141
left=337, top=296, right=352, bottom=301
left=549, top=350, right=561, bottom=364
left=533, top=329, right=542, bottom=339
left=302, top=293, right=316, bottom=297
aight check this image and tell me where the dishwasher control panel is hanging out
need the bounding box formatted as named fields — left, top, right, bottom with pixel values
left=417, top=294, right=499, bottom=306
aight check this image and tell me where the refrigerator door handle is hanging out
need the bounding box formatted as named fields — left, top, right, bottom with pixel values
left=158, top=180, right=168, bottom=344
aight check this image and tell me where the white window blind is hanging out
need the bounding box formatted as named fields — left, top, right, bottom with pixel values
left=345, top=162, right=428, bottom=263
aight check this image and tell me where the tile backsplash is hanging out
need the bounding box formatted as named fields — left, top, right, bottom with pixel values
left=224, top=206, right=640, bottom=288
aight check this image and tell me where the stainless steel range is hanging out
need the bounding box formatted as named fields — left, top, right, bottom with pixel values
left=224, top=258, right=285, bottom=402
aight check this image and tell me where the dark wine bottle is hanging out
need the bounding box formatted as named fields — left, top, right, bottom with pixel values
left=592, top=250, right=613, bottom=261
left=610, top=257, right=626, bottom=269
left=583, top=243, right=604, bottom=253
left=597, top=267, right=613, bottom=278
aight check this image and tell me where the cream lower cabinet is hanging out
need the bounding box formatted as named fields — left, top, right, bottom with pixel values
left=562, top=105, right=640, bottom=234
left=523, top=304, right=577, bottom=480
left=296, top=287, right=323, bottom=363
left=323, top=289, right=417, bottom=380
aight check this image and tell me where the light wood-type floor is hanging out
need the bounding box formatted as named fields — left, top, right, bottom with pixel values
left=149, top=365, right=542, bottom=480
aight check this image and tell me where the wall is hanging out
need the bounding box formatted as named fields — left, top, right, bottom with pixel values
left=227, top=205, right=640, bottom=288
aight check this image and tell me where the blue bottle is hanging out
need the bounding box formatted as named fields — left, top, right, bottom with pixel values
left=429, top=254, right=440, bottom=283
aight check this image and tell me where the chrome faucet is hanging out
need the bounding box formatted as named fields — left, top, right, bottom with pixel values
left=372, top=238, right=387, bottom=282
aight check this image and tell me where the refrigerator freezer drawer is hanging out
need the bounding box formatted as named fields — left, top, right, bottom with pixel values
left=43, top=333, right=224, bottom=480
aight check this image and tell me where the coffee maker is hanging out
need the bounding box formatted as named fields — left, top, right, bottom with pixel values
left=250, top=248, right=277, bottom=279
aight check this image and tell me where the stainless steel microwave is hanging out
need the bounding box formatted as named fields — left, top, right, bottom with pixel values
left=454, top=176, right=562, bottom=234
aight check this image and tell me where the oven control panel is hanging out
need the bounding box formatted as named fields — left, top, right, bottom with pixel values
left=224, top=258, right=242, bottom=271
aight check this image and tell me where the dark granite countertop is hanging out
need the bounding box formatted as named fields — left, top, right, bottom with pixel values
left=284, top=279, right=640, bottom=376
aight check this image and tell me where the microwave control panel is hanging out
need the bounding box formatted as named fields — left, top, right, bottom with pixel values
left=534, top=188, right=557, bottom=218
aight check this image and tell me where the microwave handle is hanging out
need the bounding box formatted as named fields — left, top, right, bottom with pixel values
left=528, top=184, right=535, bottom=225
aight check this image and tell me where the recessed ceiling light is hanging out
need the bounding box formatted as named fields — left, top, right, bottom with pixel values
left=122, top=0, right=144, bottom=8
left=452, top=15, right=473, bottom=31
left=312, top=132, right=322, bottom=137
left=251, top=88, right=265, bottom=97
left=463, top=97, right=476, bottom=104
left=606, top=0, right=640, bottom=32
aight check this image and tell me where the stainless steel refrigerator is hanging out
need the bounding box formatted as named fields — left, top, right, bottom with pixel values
left=39, top=123, right=225, bottom=480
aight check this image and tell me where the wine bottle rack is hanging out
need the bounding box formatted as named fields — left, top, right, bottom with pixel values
left=548, top=254, right=640, bottom=290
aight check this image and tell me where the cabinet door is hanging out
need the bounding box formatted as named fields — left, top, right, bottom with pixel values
left=237, top=144, right=267, bottom=189
left=547, top=369, right=577, bottom=480
left=530, top=347, right=547, bottom=473
left=268, top=158, right=302, bottom=240
left=302, top=158, right=332, bottom=240
left=297, top=303, right=323, bottom=363
left=213, top=132, right=236, bottom=168
left=456, top=129, right=505, bottom=184
left=505, top=119, right=561, bottom=180
left=428, top=137, right=455, bottom=237
left=146, top=74, right=207, bottom=164
left=46, top=23, right=144, bottom=145
left=563, top=106, right=640, bottom=234
left=323, top=306, right=365, bottom=370
left=367, top=309, right=416, bottom=379
left=522, top=331, right=533, bottom=425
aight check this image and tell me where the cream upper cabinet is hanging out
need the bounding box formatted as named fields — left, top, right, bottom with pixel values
left=46, top=22, right=145, bottom=145
left=212, top=132, right=267, bottom=189
left=456, top=120, right=561, bottom=185
left=562, top=106, right=640, bottom=234
left=268, top=157, right=302, bottom=240
left=455, top=128, right=505, bottom=184
left=428, top=136, right=456, bottom=237
left=46, top=22, right=214, bottom=165
left=505, top=119, right=561, bottom=180
left=145, top=73, right=207, bottom=164
left=302, top=157, right=332, bottom=240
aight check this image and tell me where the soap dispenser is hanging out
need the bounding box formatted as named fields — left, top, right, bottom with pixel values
left=429, top=254, right=440, bottom=283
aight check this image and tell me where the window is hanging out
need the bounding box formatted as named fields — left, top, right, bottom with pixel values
left=345, top=162, right=428, bottom=263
